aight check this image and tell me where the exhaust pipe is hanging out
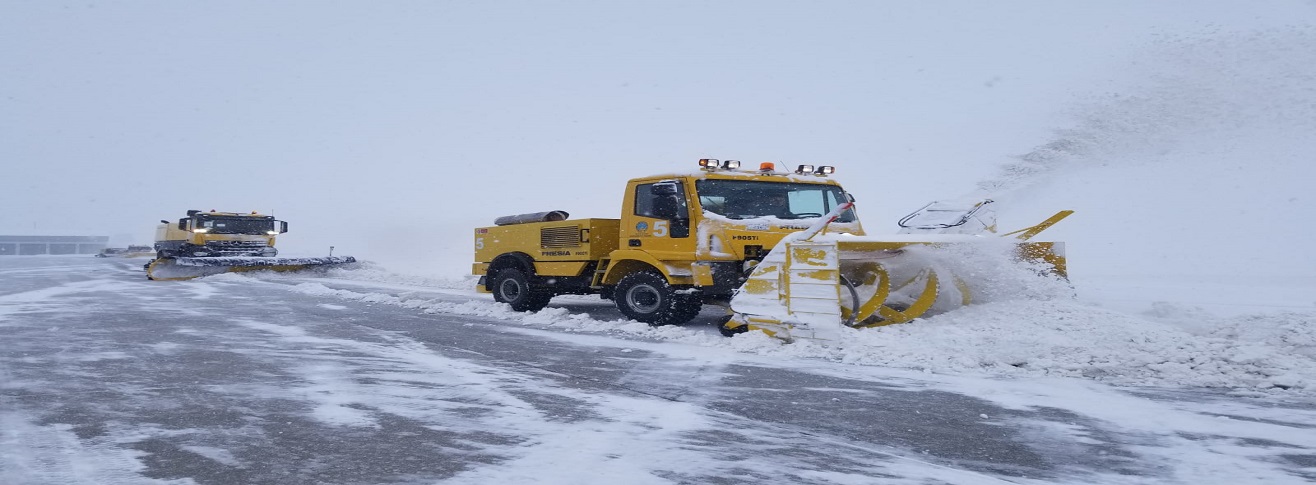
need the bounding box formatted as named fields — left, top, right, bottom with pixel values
left=494, top=211, right=570, bottom=226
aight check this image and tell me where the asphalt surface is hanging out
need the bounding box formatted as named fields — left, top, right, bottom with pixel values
left=2, top=256, right=1314, bottom=484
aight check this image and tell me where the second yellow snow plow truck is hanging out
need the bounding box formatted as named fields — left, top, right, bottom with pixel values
left=473, top=159, right=1071, bottom=340
left=145, top=210, right=355, bottom=280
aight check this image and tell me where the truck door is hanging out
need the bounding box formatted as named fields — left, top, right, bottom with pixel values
left=626, top=179, right=697, bottom=260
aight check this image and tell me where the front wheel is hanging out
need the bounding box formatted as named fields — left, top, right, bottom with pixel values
left=614, top=271, right=700, bottom=325
left=491, top=268, right=552, bottom=312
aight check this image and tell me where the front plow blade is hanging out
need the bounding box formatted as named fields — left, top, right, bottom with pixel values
left=725, top=237, right=1063, bottom=341
left=146, top=256, right=357, bottom=281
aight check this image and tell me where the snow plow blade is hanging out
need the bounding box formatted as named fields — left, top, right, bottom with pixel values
left=145, top=256, right=357, bottom=281
left=722, top=203, right=1071, bottom=341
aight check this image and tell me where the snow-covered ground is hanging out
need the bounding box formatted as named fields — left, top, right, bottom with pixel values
left=5, top=256, right=1316, bottom=484
left=272, top=261, right=1316, bottom=397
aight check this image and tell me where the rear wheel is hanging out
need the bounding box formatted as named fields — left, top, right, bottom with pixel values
left=614, top=271, right=701, bottom=325
left=492, top=268, right=552, bottom=312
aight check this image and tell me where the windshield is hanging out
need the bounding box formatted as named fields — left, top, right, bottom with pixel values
left=694, top=179, right=856, bottom=222
left=196, top=216, right=275, bottom=235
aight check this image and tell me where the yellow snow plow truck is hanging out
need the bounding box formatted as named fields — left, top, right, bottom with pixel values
left=472, top=159, right=1071, bottom=340
left=145, top=209, right=355, bottom=280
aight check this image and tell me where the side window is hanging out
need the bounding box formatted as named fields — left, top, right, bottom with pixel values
left=634, top=182, right=690, bottom=238
left=825, top=190, right=857, bottom=222
left=634, top=182, right=687, bottom=219
left=635, top=183, right=656, bottom=217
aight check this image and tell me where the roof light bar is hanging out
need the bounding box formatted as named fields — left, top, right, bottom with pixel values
left=795, top=164, right=814, bottom=175
left=759, top=162, right=775, bottom=172
left=815, top=166, right=835, bottom=175
left=699, top=158, right=744, bottom=171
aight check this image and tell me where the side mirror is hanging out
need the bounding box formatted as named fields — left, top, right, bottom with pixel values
left=652, top=181, right=679, bottom=196
left=845, top=192, right=856, bottom=202
left=279, top=221, right=289, bottom=234
left=160, top=220, right=169, bottom=224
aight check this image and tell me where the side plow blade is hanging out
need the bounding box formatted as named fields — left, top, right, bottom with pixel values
left=146, top=256, right=357, bottom=281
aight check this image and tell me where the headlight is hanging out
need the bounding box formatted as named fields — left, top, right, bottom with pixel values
left=193, top=228, right=209, bottom=233
left=266, top=231, right=278, bottom=235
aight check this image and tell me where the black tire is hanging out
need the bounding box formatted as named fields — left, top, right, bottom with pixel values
left=670, top=295, right=703, bottom=323
left=614, top=271, right=700, bottom=325
left=491, top=268, right=552, bottom=312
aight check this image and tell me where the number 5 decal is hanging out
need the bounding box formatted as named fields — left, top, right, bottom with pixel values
left=653, top=221, right=669, bottom=238
left=475, top=237, right=484, bottom=250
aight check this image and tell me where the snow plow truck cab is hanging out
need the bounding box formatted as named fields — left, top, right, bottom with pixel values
left=154, top=209, right=285, bottom=259
left=145, top=210, right=355, bottom=281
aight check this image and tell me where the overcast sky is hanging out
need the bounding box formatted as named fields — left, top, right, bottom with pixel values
left=3, top=1, right=1313, bottom=274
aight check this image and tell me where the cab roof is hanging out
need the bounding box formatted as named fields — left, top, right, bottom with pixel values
left=187, top=210, right=272, bottom=218
left=632, top=168, right=845, bottom=186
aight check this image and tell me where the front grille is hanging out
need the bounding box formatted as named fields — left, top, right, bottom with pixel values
left=540, top=226, right=581, bottom=249
left=204, top=240, right=270, bottom=255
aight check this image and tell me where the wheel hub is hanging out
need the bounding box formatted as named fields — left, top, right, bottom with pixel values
left=499, top=278, right=522, bottom=300
left=626, top=285, right=661, bottom=314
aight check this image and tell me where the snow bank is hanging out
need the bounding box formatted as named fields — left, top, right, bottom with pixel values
left=815, top=301, right=1315, bottom=393
left=227, top=261, right=480, bottom=290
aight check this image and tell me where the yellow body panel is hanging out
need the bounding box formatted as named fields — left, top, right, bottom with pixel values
left=474, top=218, right=620, bottom=265
left=533, top=261, right=592, bottom=277
left=598, top=249, right=694, bottom=286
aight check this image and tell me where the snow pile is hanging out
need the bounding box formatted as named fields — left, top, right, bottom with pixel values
left=237, top=261, right=480, bottom=290
left=321, top=263, right=478, bottom=290
left=897, top=240, right=1075, bottom=305
left=808, top=301, right=1316, bottom=392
